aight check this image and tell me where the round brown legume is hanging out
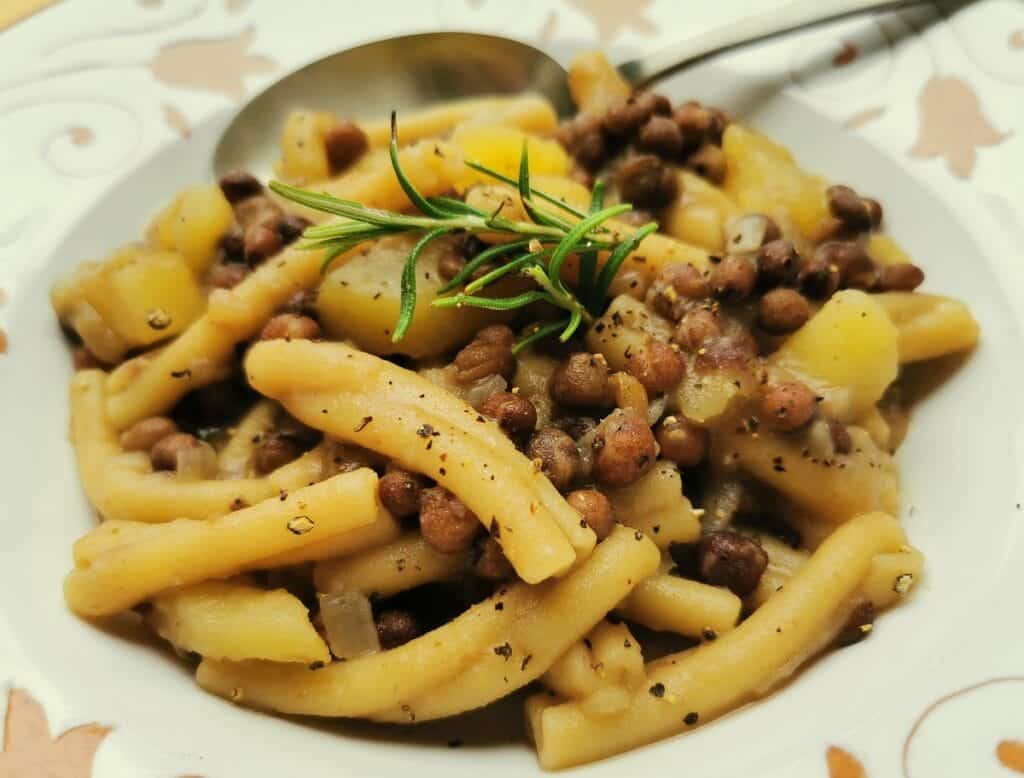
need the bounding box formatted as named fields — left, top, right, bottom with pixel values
left=797, top=255, right=841, bottom=299
left=592, top=410, right=658, bottom=488
left=673, top=307, right=721, bottom=351
left=481, top=391, right=537, bottom=437
left=761, top=381, right=817, bottom=432
left=696, top=531, right=769, bottom=596
left=875, top=263, right=925, bottom=292
left=218, top=171, right=263, bottom=204
left=526, top=428, right=582, bottom=492
left=278, top=214, right=311, bottom=245
left=826, top=185, right=873, bottom=231
left=864, top=198, right=883, bottom=228
left=758, top=288, right=811, bottom=334
left=252, top=433, right=302, bottom=475
left=566, top=488, right=615, bottom=541
left=475, top=537, right=515, bottom=581
left=419, top=487, right=481, bottom=553
left=627, top=341, right=685, bottom=394
left=260, top=314, right=321, bottom=341
left=150, top=432, right=202, bottom=472
left=656, top=416, right=708, bottom=467
left=324, top=120, right=368, bottom=174
left=551, top=352, right=612, bottom=409
left=603, top=94, right=656, bottom=136
left=120, top=416, right=179, bottom=453
left=672, top=102, right=715, bottom=147
left=616, top=155, right=678, bottom=210
left=244, top=224, right=283, bottom=265
left=637, top=116, right=684, bottom=158
left=453, top=325, right=516, bottom=384
left=376, top=609, right=420, bottom=650
left=756, top=240, right=799, bottom=289
left=378, top=469, right=425, bottom=518
left=710, top=255, right=756, bottom=302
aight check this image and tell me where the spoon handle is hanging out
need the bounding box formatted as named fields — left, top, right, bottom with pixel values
left=618, top=0, right=926, bottom=87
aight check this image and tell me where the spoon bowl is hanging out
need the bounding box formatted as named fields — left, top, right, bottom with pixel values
left=213, top=32, right=571, bottom=180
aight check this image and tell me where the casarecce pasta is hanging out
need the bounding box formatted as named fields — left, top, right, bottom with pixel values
left=54, top=51, right=979, bottom=769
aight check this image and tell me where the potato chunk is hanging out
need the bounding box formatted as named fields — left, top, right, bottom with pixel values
left=151, top=184, right=234, bottom=274
left=873, top=292, right=979, bottom=363
left=451, top=124, right=570, bottom=192
left=722, top=124, right=830, bottom=242
left=51, top=246, right=205, bottom=361
left=771, top=290, right=898, bottom=420
left=316, top=235, right=517, bottom=358
left=662, top=170, right=740, bottom=253
left=151, top=580, right=330, bottom=664
left=276, top=110, right=336, bottom=183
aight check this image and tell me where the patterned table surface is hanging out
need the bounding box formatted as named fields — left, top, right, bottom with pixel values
left=0, top=2, right=1021, bottom=776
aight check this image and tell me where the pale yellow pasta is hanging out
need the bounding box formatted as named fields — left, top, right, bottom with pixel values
left=526, top=512, right=907, bottom=769
left=719, top=424, right=899, bottom=524
left=361, top=94, right=558, bottom=148
left=619, top=573, right=742, bottom=639
left=550, top=621, right=647, bottom=719
left=543, top=641, right=603, bottom=700
left=244, top=339, right=594, bottom=584
left=747, top=533, right=810, bottom=608
left=151, top=580, right=330, bottom=664
left=198, top=526, right=657, bottom=719
left=65, top=468, right=379, bottom=616
left=860, top=546, right=924, bottom=609
left=70, top=372, right=326, bottom=522
left=873, top=292, right=980, bottom=363
left=607, top=462, right=702, bottom=548
left=367, top=526, right=659, bottom=723
left=253, top=507, right=402, bottom=569
left=313, top=532, right=470, bottom=598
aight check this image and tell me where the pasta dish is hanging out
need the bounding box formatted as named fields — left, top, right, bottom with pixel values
left=52, top=51, right=980, bottom=769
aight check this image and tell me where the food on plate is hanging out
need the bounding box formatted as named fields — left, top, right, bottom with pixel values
left=53, top=51, right=979, bottom=769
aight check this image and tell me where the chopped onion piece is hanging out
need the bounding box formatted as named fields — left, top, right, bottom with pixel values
left=724, top=214, right=773, bottom=254
left=319, top=591, right=381, bottom=660
left=465, top=374, right=508, bottom=410
left=647, top=394, right=668, bottom=426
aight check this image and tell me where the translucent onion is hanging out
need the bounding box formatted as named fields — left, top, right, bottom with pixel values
left=318, top=591, right=381, bottom=660
left=724, top=214, right=775, bottom=254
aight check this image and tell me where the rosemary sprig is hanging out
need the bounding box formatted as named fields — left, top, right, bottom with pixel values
left=268, top=111, right=658, bottom=349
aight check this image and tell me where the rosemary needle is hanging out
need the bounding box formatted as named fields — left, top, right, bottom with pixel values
left=269, top=112, right=658, bottom=349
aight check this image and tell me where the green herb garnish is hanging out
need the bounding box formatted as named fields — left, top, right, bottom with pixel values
left=268, top=112, right=657, bottom=351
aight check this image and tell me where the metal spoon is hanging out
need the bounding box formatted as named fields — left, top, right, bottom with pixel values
left=213, top=0, right=922, bottom=179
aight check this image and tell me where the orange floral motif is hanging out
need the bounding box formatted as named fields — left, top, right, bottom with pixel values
left=163, top=104, right=192, bottom=138
left=1010, top=30, right=1024, bottom=50
left=909, top=76, right=1008, bottom=179
left=998, top=740, right=1024, bottom=773
left=845, top=106, right=886, bottom=130
left=149, top=26, right=277, bottom=100
left=0, top=688, right=109, bottom=778
left=565, top=0, right=656, bottom=43
left=827, top=746, right=867, bottom=778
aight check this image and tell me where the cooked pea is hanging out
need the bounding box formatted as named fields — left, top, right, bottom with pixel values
left=592, top=410, right=658, bottom=488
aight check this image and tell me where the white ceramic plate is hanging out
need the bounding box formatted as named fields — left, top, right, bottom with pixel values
left=1, top=52, right=1022, bottom=778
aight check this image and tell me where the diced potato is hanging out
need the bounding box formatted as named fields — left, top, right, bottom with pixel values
left=607, top=461, right=701, bottom=548
left=586, top=295, right=674, bottom=373
left=771, top=290, right=898, bottom=420
left=719, top=425, right=899, bottom=523
left=662, top=171, right=741, bottom=253
left=316, top=235, right=518, bottom=358
left=670, top=364, right=753, bottom=426
left=151, top=185, right=234, bottom=274
left=568, top=51, right=631, bottom=115
left=151, top=580, right=330, bottom=664
left=451, top=124, right=571, bottom=192
left=277, top=110, right=336, bottom=183
left=512, top=349, right=559, bottom=429
left=52, top=246, right=205, bottom=360
left=872, top=292, right=979, bottom=363
left=867, top=234, right=912, bottom=267
left=721, top=124, right=830, bottom=242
